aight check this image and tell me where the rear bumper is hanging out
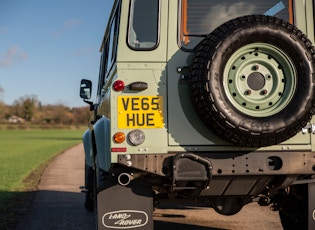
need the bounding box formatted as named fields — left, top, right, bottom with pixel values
left=117, top=151, right=315, bottom=196
left=118, top=151, right=315, bottom=176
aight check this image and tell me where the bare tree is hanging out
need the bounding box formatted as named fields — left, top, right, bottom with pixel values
left=13, top=95, right=38, bottom=121
left=0, top=86, right=4, bottom=101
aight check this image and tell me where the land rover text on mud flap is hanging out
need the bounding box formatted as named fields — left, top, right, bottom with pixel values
left=80, top=0, right=315, bottom=229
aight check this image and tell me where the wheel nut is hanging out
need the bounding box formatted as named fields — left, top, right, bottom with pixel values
left=252, top=64, right=259, bottom=70
left=261, top=89, right=268, bottom=95
left=245, top=90, right=252, bottom=95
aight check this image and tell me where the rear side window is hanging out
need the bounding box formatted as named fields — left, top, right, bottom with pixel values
left=179, top=0, right=293, bottom=50
left=128, top=0, right=160, bottom=50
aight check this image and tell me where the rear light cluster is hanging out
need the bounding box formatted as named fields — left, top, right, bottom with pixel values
left=113, top=80, right=148, bottom=92
left=112, top=80, right=146, bottom=151
left=113, top=129, right=145, bottom=146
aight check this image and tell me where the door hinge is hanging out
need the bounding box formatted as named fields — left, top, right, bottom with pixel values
left=302, top=124, right=315, bottom=134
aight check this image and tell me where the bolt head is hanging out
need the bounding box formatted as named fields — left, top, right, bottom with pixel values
left=245, top=89, right=252, bottom=95
left=252, top=64, right=259, bottom=70
left=261, top=89, right=268, bottom=95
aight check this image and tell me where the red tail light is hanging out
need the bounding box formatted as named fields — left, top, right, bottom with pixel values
left=113, top=80, right=125, bottom=91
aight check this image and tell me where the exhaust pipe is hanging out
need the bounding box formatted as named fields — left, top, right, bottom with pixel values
left=118, top=173, right=135, bottom=186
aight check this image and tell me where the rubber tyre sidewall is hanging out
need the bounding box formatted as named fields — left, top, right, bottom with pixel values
left=191, top=16, right=315, bottom=147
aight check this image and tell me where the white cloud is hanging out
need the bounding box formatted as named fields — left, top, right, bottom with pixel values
left=0, top=46, right=29, bottom=67
left=201, top=3, right=257, bottom=31
left=53, top=18, right=83, bottom=38
left=63, top=19, right=82, bottom=29
left=74, top=47, right=93, bottom=56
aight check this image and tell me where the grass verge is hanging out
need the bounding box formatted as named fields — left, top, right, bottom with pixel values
left=0, top=128, right=85, bottom=229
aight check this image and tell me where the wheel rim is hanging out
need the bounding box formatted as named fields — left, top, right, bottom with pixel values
left=223, top=43, right=296, bottom=117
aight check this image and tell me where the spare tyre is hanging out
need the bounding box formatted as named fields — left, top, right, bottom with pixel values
left=190, top=15, right=315, bottom=147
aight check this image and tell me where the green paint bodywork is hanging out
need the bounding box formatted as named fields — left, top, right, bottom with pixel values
left=86, top=0, right=315, bottom=168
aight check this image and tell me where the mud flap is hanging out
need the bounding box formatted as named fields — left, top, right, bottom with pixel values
left=97, top=175, right=153, bottom=230
left=308, top=182, right=315, bottom=229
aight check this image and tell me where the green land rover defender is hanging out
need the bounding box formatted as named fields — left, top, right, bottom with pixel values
left=80, top=0, right=315, bottom=229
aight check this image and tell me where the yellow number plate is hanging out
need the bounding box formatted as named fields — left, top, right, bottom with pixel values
left=117, top=96, right=164, bottom=128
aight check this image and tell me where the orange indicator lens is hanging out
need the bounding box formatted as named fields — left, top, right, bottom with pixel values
left=114, top=132, right=125, bottom=143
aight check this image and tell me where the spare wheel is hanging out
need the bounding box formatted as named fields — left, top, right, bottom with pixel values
left=190, top=15, right=315, bottom=147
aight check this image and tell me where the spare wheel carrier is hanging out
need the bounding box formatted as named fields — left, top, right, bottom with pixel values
left=189, top=15, right=315, bottom=147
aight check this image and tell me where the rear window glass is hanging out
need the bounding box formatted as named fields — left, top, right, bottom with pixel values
left=128, top=0, right=160, bottom=50
left=179, top=0, right=293, bottom=50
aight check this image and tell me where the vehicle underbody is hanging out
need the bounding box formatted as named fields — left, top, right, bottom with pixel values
left=112, top=150, right=315, bottom=216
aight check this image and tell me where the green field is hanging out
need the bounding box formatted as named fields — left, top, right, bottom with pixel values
left=0, top=128, right=84, bottom=208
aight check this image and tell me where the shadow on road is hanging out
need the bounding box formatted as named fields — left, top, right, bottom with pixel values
left=7, top=189, right=282, bottom=230
left=9, top=189, right=225, bottom=230
left=16, top=190, right=95, bottom=230
left=154, top=220, right=224, bottom=230
left=154, top=204, right=226, bottom=230
left=0, top=190, right=36, bottom=230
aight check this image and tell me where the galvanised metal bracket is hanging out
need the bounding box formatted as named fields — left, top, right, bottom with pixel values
left=302, top=124, right=315, bottom=134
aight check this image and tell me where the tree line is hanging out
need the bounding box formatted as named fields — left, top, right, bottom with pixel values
left=0, top=95, right=92, bottom=125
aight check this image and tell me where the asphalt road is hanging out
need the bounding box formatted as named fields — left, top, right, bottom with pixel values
left=16, top=144, right=95, bottom=230
left=16, top=144, right=283, bottom=230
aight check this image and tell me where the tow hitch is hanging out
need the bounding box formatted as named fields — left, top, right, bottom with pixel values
left=172, top=153, right=213, bottom=193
